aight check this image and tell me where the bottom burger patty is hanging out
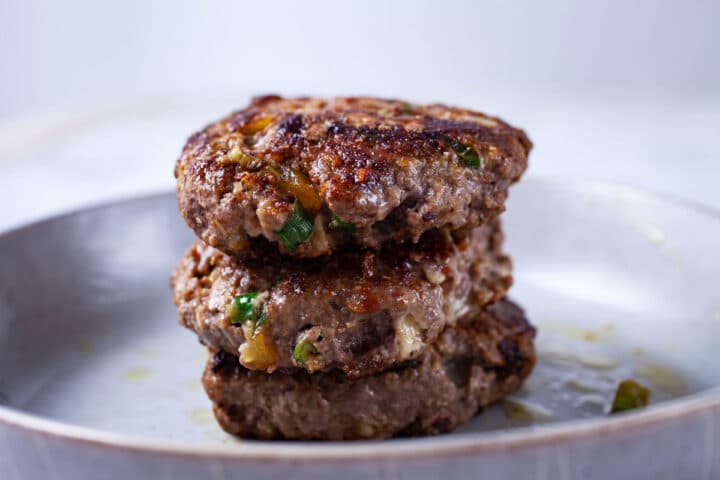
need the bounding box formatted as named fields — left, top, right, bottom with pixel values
left=202, top=298, right=535, bottom=440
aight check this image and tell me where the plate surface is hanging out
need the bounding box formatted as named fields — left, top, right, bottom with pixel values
left=1, top=180, right=719, bottom=479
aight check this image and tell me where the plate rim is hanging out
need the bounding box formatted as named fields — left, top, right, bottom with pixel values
left=1, top=178, right=719, bottom=462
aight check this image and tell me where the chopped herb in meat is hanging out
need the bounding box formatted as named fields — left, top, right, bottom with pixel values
left=228, top=293, right=259, bottom=325
left=436, top=134, right=483, bottom=167
left=293, top=340, right=319, bottom=366
left=277, top=202, right=313, bottom=251
left=228, top=293, right=269, bottom=332
left=329, top=214, right=356, bottom=233
left=399, top=102, right=415, bottom=115
left=254, top=307, right=267, bottom=330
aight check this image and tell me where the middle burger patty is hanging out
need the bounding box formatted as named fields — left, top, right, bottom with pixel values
left=172, top=219, right=512, bottom=378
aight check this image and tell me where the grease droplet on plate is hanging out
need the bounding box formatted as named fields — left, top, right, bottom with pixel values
left=634, top=363, right=688, bottom=396
left=502, top=398, right=553, bottom=423
left=576, top=354, right=619, bottom=370
left=138, top=350, right=160, bottom=360
left=190, top=408, right=215, bottom=425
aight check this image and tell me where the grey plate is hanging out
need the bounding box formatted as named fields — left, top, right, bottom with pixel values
left=1, top=180, right=719, bottom=479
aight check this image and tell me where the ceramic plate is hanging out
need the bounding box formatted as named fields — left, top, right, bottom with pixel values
left=1, top=180, right=719, bottom=479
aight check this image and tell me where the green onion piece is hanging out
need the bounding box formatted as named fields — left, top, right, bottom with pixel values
left=610, top=379, right=650, bottom=414
left=329, top=213, right=356, bottom=233
left=399, top=103, right=414, bottom=114
left=277, top=202, right=313, bottom=252
left=437, top=135, right=483, bottom=167
left=293, top=340, right=318, bottom=366
left=254, top=307, right=267, bottom=330
left=228, top=293, right=258, bottom=325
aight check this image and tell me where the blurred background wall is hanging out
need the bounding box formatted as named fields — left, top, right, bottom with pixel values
left=0, top=0, right=718, bottom=227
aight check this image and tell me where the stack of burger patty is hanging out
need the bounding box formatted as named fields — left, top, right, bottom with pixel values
left=171, top=96, right=536, bottom=440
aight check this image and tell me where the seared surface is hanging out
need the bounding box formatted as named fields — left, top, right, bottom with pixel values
left=176, top=96, right=531, bottom=258
left=203, top=299, right=536, bottom=440
left=172, top=220, right=511, bottom=378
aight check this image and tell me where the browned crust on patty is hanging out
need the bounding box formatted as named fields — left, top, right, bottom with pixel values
left=203, top=298, right=536, bottom=440
left=171, top=219, right=512, bottom=378
left=175, top=96, right=531, bottom=258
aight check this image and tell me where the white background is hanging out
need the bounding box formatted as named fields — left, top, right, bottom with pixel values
left=0, top=0, right=718, bottom=229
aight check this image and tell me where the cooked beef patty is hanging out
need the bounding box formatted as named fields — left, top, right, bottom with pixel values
left=203, top=298, right=535, bottom=440
left=175, top=96, right=531, bottom=258
left=172, top=219, right=511, bottom=378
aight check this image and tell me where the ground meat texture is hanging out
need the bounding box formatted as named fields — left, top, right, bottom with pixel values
left=175, top=96, right=531, bottom=258
left=202, top=298, right=536, bottom=440
left=171, top=219, right=512, bottom=378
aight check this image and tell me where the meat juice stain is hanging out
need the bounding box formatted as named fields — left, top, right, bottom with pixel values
left=190, top=408, right=215, bottom=425
left=539, top=349, right=619, bottom=371
left=565, top=378, right=605, bottom=393
left=540, top=321, right=616, bottom=343
left=138, top=350, right=160, bottom=360
left=634, top=363, right=688, bottom=396
left=502, top=398, right=553, bottom=423
left=575, top=354, right=619, bottom=371
left=122, top=368, right=152, bottom=381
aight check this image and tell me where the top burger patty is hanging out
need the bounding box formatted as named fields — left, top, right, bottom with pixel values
left=175, top=96, right=531, bottom=258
